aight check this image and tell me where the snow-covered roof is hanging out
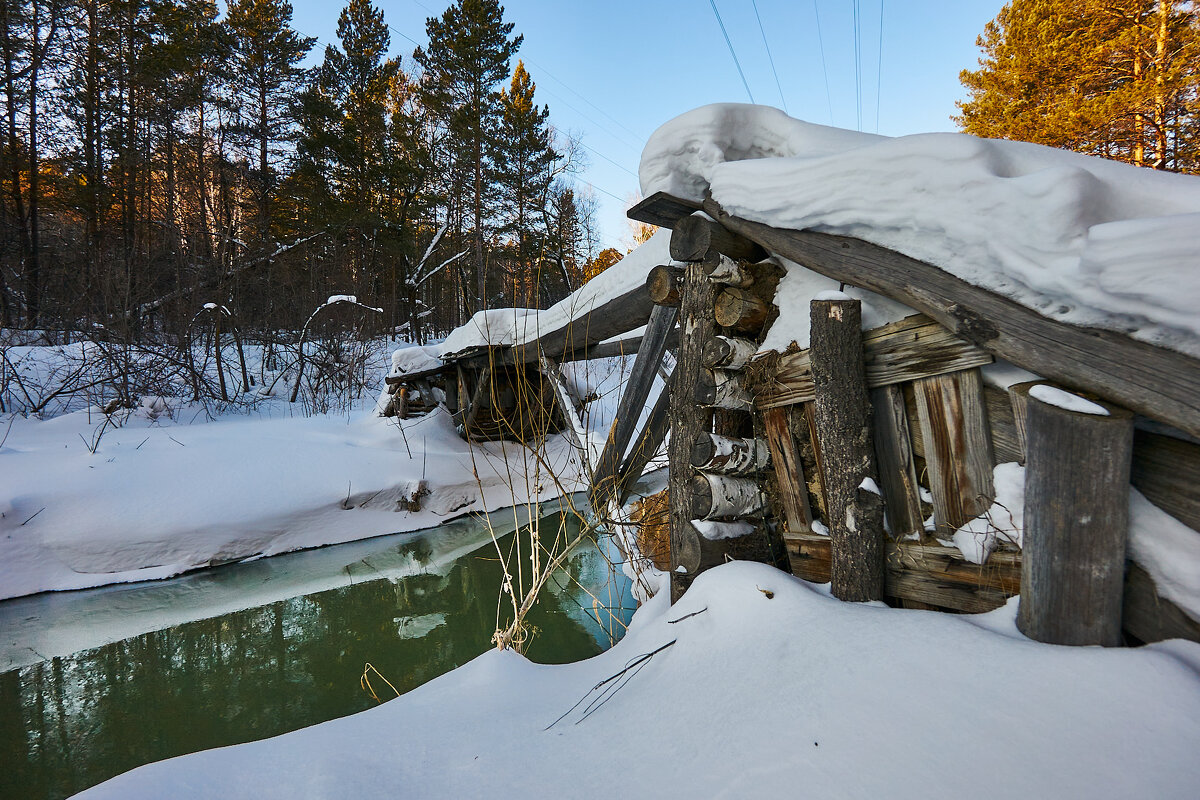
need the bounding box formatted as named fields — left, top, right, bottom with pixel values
left=641, top=104, right=1200, bottom=358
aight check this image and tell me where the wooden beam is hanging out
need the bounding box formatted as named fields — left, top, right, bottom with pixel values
left=1131, top=429, right=1200, bottom=533
left=810, top=297, right=886, bottom=602
left=590, top=303, right=678, bottom=508
left=755, top=314, right=994, bottom=409
left=702, top=197, right=1200, bottom=440
left=1018, top=387, right=1133, bottom=646
left=615, top=374, right=674, bottom=504
left=784, top=532, right=1021, bottom=614
left=627, top=191, right=703, bottom=228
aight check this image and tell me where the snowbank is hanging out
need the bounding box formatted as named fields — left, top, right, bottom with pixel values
left=642, top=104, right=1200, bottom=357
left=73, top=562, right=1200, bottom=799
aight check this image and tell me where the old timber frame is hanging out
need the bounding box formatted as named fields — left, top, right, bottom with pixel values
left=629, top=191, right=1200, bottom=647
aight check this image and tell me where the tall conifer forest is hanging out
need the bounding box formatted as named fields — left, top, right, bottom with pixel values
left=0, top=0, right=598, bottom=341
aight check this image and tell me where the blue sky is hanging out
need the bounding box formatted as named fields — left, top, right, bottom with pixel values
left=285, top=0, right=1007, bottom=250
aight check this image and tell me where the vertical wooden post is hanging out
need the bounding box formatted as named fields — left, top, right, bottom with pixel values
left=913, top=369, right=995, bottom=536
left=668, top=261, right=717, bottom=601
left=762, top=406, right=813, bottom=535
left=1017, top=386, right=1133, bottom=646
left=870, top=385, right=923, bottom=537
left=809, top=297, right=885, bottom=601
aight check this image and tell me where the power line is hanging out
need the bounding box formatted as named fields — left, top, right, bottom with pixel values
left=811, top=0, right=834, bottom=125
left=751, top=0, right=787, bottom=113
left=875, top=0, right=884, bottom=133
left=707, top=0, right=755, bottom=103
left=852, top=0, right=862, bottom=131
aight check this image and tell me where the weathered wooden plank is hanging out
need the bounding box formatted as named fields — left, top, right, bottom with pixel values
left=1018, top=387, right=1134, bottom=646
left=984, top=383, right=1023, bottom=464
left=762, top=406, right=814, bottom=535
left=810, top=297, right=886, bottom=602
left=703, top=198, right=1200, bottom=440
left=668, top=261, right=718, bottom=599
left=590, top=303, right=678, bottom=508
left=670, top=214, right=767, bottom=263
left=627, top=191, right=702, bottom=228
left=870, top=384, right=924, bottom=538
left=756, top=314, right=995, bottom=409
left=1131, top=429, right=1200, bottom=533
left=1122, top=563, right=1200, bottom=645
left=913, top=369, right=995, bottom=536
left=783, top=532, right=1021, bottom=613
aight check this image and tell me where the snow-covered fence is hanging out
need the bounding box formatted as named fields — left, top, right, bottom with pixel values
left=632, top=190, right=1200, bottom=646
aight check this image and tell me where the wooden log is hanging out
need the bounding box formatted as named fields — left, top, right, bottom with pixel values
left=1122, top=562, right=1200, bottom=645
left=670, top=214, right=767, bottom=263
left=809, top=297, right=886, bottom=602
left=783, top=531, right=1021, bottom=613
left=690, top=472, right=768, bottom=519
left=668, top=262, right=718, bottom=599
left=615, top=375, right=673, bottom=504
left=396, top=387, right=410, bottom=420
left=1017, top=386, right=1134, bottom=646
left=714, top=287, right=770, bottom=333
left=694, top=369, right=753, bottom=410
left=1008, top=380, right=1037, bottom=461
left=913, top=369, right=995, bottom=536
left=461, top=365, right=491, bottom=437
left=870, top=384, right=923, bottom=538
left=702, top=335, right=758, bottom=370
left=707, top=255, right=755, bottom=288
left=690, top=432, right=770, bottom=475
left=762, top=405, right=814, bottom=535
left=703, top=197, right=1200, bottom=440
left=646, top=265, right=683, bottom=306
left=756, top=314, right=994, bottom=410
left=590, top=303, right=678, bottom=507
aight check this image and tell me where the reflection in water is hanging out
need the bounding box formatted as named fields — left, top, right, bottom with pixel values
left=0, top=512, right=635, bottom=800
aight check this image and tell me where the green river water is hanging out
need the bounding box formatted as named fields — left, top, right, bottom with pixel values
left=0, top=502, right=635, bottom=799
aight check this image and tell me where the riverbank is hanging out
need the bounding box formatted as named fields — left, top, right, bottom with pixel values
left=73, top=560, right=1200, bottom=799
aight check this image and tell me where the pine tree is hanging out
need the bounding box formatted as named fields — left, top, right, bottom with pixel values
left=492, top=60, right=555, bottom=305
left=414, top=0, right=521, bottom=311
left=956, top=0, right=1200, bottom=173
left=226, top=0, right=314, bottom=248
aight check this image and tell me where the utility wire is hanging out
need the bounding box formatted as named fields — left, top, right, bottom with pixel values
left=751, top=0, right=787, bottom=113
left=875, top=0, right=884, bottom=133
left=707, top=0, right=755, bottom=103
left=811, top=0, right=834, bottom=125
left=852, top=0, right=862, bottom=131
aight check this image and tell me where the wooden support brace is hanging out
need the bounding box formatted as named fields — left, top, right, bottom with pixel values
left=615, top=373, right=674, bottom=504
left=1017, top=385, right=1133, bottom=646
left=809, top=297, right=886, bottom=602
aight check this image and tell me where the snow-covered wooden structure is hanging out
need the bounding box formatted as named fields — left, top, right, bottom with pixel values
left=629, top=187, right=1200, bottom=647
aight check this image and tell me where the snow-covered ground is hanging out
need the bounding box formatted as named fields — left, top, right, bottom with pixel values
left=0, top=339, right=661, bottom=603
left=73, top=561, right=1200, bottom=799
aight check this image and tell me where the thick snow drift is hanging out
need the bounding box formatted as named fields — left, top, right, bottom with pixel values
left=73, top=562, right=1200, bottom=799
left=642, top=104, right=1200, bottom=357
